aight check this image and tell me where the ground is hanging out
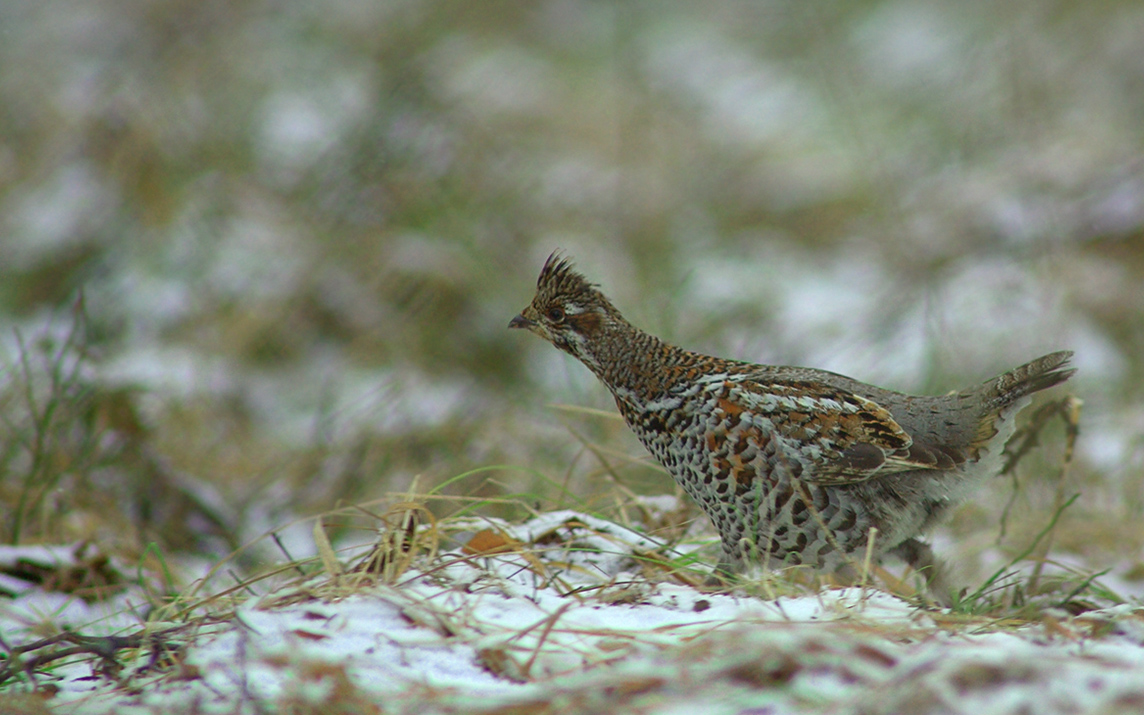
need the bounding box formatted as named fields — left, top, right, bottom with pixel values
left=4, top=503, right=1144, bottom=715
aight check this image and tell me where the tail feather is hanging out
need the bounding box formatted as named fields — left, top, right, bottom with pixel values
left=966, top=350, right=1075, bottom=461
left=987, top=350, right=1075, bottom=408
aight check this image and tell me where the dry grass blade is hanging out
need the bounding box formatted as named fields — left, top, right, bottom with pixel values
left=520, top=601, right=573, bottom=679
left=546, top=403, right=625, bottom=421
left=313, top=519, right=343, bottom=583
left=860, top=526, right=878, bottom=598
left=352, top=481, right=439, bottom=585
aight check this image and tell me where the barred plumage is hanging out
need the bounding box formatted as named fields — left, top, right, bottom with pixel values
left=510, top=253, right=1075, bottom=592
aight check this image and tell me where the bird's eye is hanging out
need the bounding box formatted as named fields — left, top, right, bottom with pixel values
left=546, top=307, right=566, bottom=323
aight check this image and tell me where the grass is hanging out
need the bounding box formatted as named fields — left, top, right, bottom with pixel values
left=0, top=480, right=1128, bottom=715
left=2, top=298, right=98, bottom=546
left=1, top=487, right=1126, bottom=711
left=0, top=470, right=1115, bottom=685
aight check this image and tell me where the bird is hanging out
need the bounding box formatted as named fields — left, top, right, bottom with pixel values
left=509, top=252, right=1075, bottom=596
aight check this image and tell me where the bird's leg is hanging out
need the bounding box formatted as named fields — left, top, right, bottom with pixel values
left=888, top=538, right=954, bottom=607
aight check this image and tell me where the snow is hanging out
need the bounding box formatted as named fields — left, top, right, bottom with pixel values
left=5, top=514, right=1144, bottom=714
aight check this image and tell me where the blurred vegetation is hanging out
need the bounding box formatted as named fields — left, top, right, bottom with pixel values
left=1, top=0, right=1143, bottom=586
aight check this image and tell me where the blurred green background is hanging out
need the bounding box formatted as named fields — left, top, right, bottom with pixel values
left=2, top=0, right=1143, bottom=584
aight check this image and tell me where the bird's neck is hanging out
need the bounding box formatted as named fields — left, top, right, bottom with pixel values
left=578, top=319, right=697, bottom=401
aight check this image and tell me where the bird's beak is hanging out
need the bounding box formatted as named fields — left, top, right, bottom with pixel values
left=508, top=314, right=535, bottom=330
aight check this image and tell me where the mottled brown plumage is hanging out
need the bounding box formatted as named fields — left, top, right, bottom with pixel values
left=510, top=253, right=1075, bottom=593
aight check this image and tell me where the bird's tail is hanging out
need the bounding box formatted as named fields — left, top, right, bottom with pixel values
left=984, top=350, right=1076, bottom=409
left=964, top=351, right=1075, bottom=459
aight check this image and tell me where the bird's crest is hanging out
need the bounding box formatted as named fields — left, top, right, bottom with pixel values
left=538, top=251, right=597, bottom=297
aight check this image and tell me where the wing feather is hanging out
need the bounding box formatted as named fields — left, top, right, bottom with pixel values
left=708, top=377, right=953, bottom=486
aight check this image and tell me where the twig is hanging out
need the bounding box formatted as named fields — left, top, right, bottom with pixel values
left=1027, top=396, right=1082, bottom=593
left=998, top=396, right=1079, bottom=540
left=0, top=623, right=196, bottom=687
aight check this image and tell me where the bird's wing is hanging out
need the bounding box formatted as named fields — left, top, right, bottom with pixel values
left=699, top=376, right=960, bottom=486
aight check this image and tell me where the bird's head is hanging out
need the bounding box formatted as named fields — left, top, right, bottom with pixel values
left=509, top=252, right=623, bottom=365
